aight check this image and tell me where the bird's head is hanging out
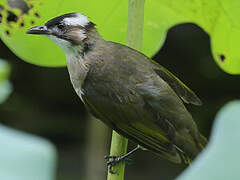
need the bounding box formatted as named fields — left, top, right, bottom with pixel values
left=27, top=13, right=97, bottom=53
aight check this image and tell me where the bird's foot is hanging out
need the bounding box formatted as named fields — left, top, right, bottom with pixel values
left=105, top=146, right=141, bottom=174
left=104, top=155, right=132, bottom=174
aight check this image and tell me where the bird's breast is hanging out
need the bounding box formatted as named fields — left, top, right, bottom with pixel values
left=66, top=55, right=90, bottom=101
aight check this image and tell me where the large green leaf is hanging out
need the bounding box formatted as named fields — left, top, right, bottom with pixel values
left=177, top=100, right=240, bottom=180
left=0, top=59, right=12, bottom=103
left=0, top=0, right=240, bottom=73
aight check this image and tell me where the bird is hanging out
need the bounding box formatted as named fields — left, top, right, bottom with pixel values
left=27, top=12, right=207, bottom=172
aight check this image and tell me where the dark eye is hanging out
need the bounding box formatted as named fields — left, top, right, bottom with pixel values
left=57, top=23, right=64, bottom=30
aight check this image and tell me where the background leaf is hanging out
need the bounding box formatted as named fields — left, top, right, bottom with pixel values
left=177, top=100, right=240, bottom=180
left=0, top=0, right=240, bottom=73
left=0, top=59, right=12, bottom=103
left=0, top=125, right=57, bottom=180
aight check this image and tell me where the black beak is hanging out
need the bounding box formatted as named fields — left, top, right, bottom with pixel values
left=26, top=25, right=50, bottom=35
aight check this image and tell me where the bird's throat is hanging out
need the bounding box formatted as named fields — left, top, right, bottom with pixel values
left=65, top=44, right=91, bottom=102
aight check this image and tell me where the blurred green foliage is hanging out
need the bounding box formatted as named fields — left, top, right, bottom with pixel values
left=0, top=0, right=240, bottom=74
left=177, top=100, right=240, bottom=180
left=0, top=59, right=12, bottom=103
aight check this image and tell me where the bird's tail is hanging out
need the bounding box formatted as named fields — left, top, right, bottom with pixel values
left=197, top=133, right=208, bottom=150
left=114, top=122, right=208, bottom=165
left=178, top=133, right=208, bottom=165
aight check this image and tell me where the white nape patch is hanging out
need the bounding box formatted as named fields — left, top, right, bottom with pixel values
left=63, top=13, right=89, bottom=27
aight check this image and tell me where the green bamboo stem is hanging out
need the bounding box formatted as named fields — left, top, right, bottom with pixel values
left=126, top=0, right=145, bottom=50
left=107, top=131, right=128, bottom=180
left=107, top=0, right=145, bottom=180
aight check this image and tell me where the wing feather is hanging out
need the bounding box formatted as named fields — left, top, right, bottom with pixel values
left=151, top=61, right=202, bottom=105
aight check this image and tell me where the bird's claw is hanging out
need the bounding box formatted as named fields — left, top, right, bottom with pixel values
left=105, top=155, right=120, bottom=174
left=104, top=155, right=132, bottom=174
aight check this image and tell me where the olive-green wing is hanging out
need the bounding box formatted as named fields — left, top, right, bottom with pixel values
left=81, top=87, right=187, bottom=164
left=105, top=41, right=202, bottom=106
left=151, top=61, right=202, bottom=106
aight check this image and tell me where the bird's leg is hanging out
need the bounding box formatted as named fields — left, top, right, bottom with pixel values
left=105, top=145, right=141, bottom=174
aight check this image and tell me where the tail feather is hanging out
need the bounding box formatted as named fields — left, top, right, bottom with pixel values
left=114, top=122, right=208, bottom=165
left=200, top=134, right=208, bottom=149
left=198, top=133, right=208, bottom=150
left=174, top=133, right=207, bottom=165
left=116, top=123, right=184, bottom=164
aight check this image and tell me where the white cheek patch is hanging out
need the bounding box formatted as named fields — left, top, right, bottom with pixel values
left=63, top=13, right=89, bottom=27
left=48, top=35, right=71, bottom=52
left=75, top=29, right=87, bottom=41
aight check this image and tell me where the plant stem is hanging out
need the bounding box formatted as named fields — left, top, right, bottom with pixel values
left=127, top=0, right=145, bottom=50
left=107, top=131, right=128, bottom=180
left=107, top=0, right=145, bottom=180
